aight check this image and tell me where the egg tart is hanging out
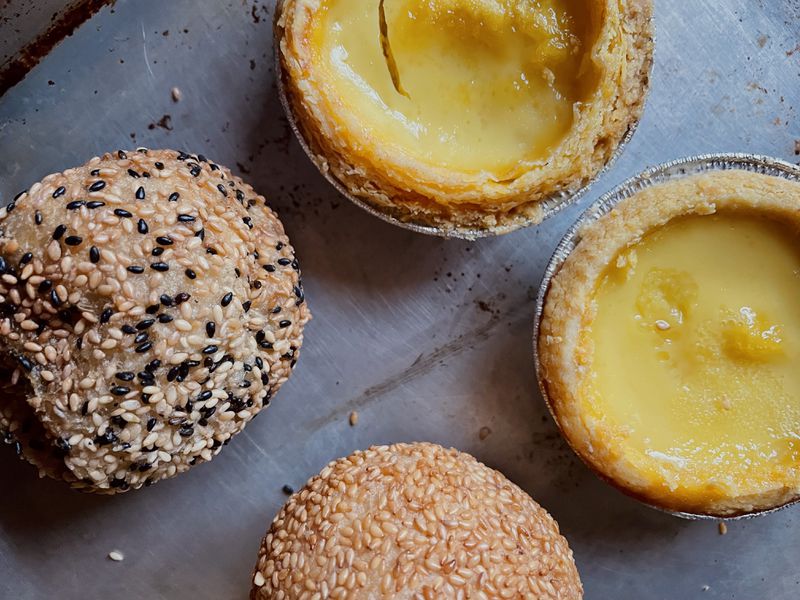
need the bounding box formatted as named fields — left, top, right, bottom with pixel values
left=538, top=164, right=800, bottom=517
left=276, top=0, right=653, bottom=236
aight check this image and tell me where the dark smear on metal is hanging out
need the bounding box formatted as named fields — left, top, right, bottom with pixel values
left=0, top=0, right=115, bottom=97
left=378, top=0, right=409, bottom=99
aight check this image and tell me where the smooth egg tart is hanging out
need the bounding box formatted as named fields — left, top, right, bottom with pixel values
left=276, top=0, right=653, bottom=235
left=538, top=169, right=800, bottom=517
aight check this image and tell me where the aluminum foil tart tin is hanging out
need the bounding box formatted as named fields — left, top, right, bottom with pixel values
left=272, top=3, right=654, bottom=240
left=533, top=153, right=800, bottom=521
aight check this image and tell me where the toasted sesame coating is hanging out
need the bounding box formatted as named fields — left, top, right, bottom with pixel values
left=0, top=149, right=310, bottom=493
left=251, top=442, right=582, bottom=599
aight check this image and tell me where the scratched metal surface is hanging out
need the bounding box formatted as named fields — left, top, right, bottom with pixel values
left=0, top=1, right=798, bottom=598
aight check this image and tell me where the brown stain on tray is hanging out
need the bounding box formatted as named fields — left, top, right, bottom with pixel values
left=0, top=0, right=114, bottom=96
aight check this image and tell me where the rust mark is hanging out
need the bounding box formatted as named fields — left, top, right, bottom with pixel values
left=0, top=0, right=114, bottom=96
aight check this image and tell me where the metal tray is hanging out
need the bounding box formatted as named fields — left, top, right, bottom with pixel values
left=1, top=1, right=799, bottom=599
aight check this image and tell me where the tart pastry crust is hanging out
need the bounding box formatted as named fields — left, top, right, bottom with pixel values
left=277, top=0, right=653, bottom=235
left=539, top=170, right=800, bottom=516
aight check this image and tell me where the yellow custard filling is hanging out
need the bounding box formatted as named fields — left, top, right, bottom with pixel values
left=585, top=212, right=800, bottom=501
left=311, top=0, right=599, bottom=177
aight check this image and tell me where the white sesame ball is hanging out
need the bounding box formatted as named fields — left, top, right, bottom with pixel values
left=252, top=442, right=582, bottom=599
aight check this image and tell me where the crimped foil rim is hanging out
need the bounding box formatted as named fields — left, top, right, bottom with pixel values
left=532, top=152, right=800, bottom=521
left=272, top=1, right=655, bottom=240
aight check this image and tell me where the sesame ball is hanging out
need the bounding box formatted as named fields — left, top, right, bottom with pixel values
left=0, top=149, right=310, bottom=493
left=251, top=443, right=582, bottom=599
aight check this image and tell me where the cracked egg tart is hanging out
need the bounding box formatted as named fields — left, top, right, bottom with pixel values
left=276, top=0, right=653, bottom=237
left=537, top=159, right=800, bottom=517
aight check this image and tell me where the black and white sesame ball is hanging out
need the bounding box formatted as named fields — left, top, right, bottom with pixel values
left=0, top=149, right=310, bottom=493
left=251, top=443, right=582, bottom=599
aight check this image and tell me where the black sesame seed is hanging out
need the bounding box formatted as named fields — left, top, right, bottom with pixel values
left=5, top=202, right=15, bottom=213
left=197, top=390, right=213, bottom=402
left=126, top=265, right=144, bottom=274
left=37, top=279, right=52, bottom=293
left=86, top=201, right=105, bottom=209
left=133, top=186, right=145, bottom=200
left=137, top=218, right=148, bottom=234
left=236, top=190, right=244, bottom=202
left=263, top=264, right=275, bottom=272
left=90, top=169, right=100, bottom=176
left=19, top=252, right=32, bottom=265
left=116, top=371, right=135, bottom=381
left=177, top=151, right=190, bottom=161
left=146, top=417, right=157, bottom=431
left=189, top=165, right=201, bottom=177
left=150, top=262, right=169, bottom=272
left=168, top=192, right=180, bottom=202
left=135, top=341, right=153, bottom=353
left=146, top=359, right=161, bottom=372
left=242, top=301, right=251, bottom=312
left=17, top=355, right=33, bottom=371
left=221, top=292, right=233, bottom=307
left=156, top=236, right=173, bottom=246
left=255, top=357, right=263, bottom=369
left=114, top=209, right=132, bottom=218
left=253, top=281, right=262, bottom=289
left=234, top=268, right=241, bottom=278
left=195, top=228, right=205, bottom=240
left=279, top=320, right=291, bottom=328
left=111, top=386, right=129, bottom=396
left=276, top=242, right=284, bottom=251
left=100, top=308, right=113, bottom=324
left=185, top=268, right=196, bottom=279
left=179, top=425, right=194, bottom=437
left=65, top=200, right=84, bottom=210
left=145, top=304, right=160, bottom=314
left=175, top=292, right=190, bottom=304
left=293, top=285, right=305, bottom=303
left=152, top=247, right=164, bottom=256
left=52, top=224, right=67, bottom=240
left=167, top=367, right=179, bottom=381
left=157, top=314, right=173, bottom=323
left=13, top=190, right=26, bottom=202
left=282, top=485, right=294, bottom=495
left=89, top=246, right=100, bottom=263
left=271, top=306, right=281, bottom=314
left=127, top=168, right=140, bottom=178
left=202, top=345, right=218, bottom=354
left=206, top=322, right=215, bottom=337
left=216, top=184, right=228, bottom=197
left=34, top=211, right=42, bottom=225
left=154, top=161, right=164, bottom=170
left=255, top=330, right=265, bottom=342
left=95, top=431, right=117, bottom=446
left=64, top=235, right=82, bottom=246
left=118, top=150, right=127, bottom=159
left=291, top=259, right=299, bottom=270
left=134, top=332, right=148, bottom=344
left=177, top=214, right=195, bottom=222
left=136, top=319, right=155, bottom=330
left=206, top=247, right=217, bottom=255
left=277, top=258, right=291, bottom=266
left=88, top=181, right=106, bottom=192
left=122, top=324, right=136, bottom=334
left=160, top=294, right=173, bottom=306
left=52, top=186, right=66, bottom=198
left=242, top=216, right=253, bottom=229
